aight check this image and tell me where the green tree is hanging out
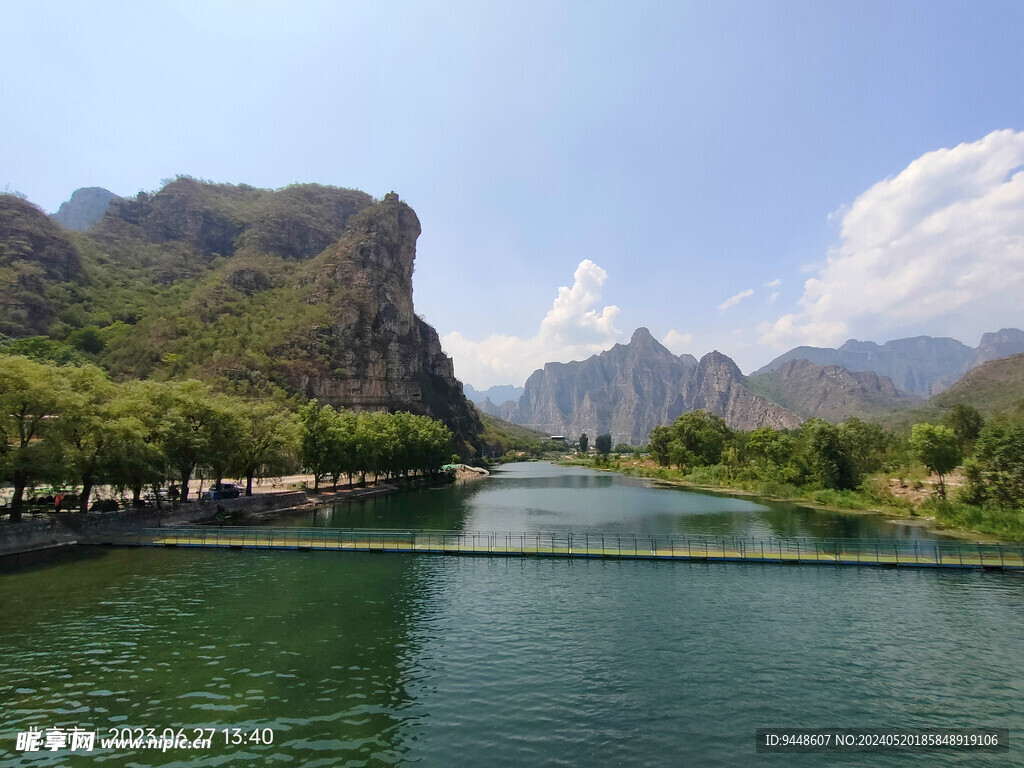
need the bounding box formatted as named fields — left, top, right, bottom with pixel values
left=105, top=381, right=166, bottom=507
left=805, top=419, right=856, bottom=490
left=578, top=432, right=589, bottom=454
left=648, top=426, right=669, bottom=466
left=299, top=400, right=339, bottom=491
left=909, top=423, right=960, bottom=499
left=838, top=417, right=890, bottom=486
left=232, top=402, right=300, bottom=495
left=53, top=364, right=119, bottom=513
left=157, top=380, right=237, bottom=501
left=965, top=418, right=1024, bottom=507
left=943, top=404, right=984, bottom=453
left=669, top=411, right=731, bottom=467
left=0, top=355, right=71, bottom=520
left=595, top=433, right=612, bottom=455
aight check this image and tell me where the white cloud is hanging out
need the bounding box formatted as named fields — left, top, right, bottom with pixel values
left=764, top=278, right=781, bottom=288
left=760, top=129, right=1024, bottom=350
left=661, top=329, right=693, bottom=354
left=717, top=288, right=755, bottom=311
left=442, top=259, right=622, bottom=388
left=768, top=291, right=780, bottom=303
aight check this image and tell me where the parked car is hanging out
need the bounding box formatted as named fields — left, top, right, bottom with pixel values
left=201, top=483, right=242, bottom=501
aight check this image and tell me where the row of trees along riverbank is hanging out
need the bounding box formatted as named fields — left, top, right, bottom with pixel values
left=572, top=406, right=1024, bottom=540
left=0, top=354, right=455, bottom=521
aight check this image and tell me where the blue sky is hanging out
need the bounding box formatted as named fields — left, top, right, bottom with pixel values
left=3, top=1, right=1023, bottom=387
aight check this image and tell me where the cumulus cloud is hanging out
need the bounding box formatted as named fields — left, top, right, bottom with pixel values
left=661, top=329, right=693, bottom=354
left=717, top=288, right=755, bottom=312
left=764, top=278, right=781, bottom=288
left=768, top=292, right=780, bottom=303
left=760, top=129, right=1024, bottom=349
left=442, top=259, right=622, bottom=388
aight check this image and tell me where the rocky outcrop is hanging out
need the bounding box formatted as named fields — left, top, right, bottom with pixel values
left=51, top=187, right=118, bottom=231
left=755, top=330, right=1024, bottom=397
left=509, top=328, right=798, bottom=443
left=0, top=194, right=86, bottom=337
left=679, top=351, right=801, bottom=430
left=747, top=359, right=920, bottom=421
left=290, top=193, right=480, bottom=442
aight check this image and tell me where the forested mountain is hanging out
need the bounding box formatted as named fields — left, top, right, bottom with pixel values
left=507, top=328, right=799, bottom=444
left=746, top=359, right=920, bottom=421
left=50, top=187, right=119, bottom=230
left=0, top=179, right=480, bottom=449
left=755, top=330, right=1024, bottom=397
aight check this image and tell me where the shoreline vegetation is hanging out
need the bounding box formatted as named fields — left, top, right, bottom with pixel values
left=556, top=404, right=1024, bottom=543
left=560, top=455, right=1023, bottom=543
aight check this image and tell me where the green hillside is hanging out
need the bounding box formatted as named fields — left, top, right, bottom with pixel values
left=0, top=179, right=481, bottom=449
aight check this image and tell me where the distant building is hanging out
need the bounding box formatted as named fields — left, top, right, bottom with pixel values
left=550, top=435, right=565, bottom=441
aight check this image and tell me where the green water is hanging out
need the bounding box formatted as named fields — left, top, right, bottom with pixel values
left=1, top=463, right=1021, bottom=767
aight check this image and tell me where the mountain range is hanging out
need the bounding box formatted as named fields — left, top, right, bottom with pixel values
left=6, top=181, right=1023, bottom=454
left=753, top=329, right=1024, bottom=397
left=498, top=328, right=800, bottom=444
left=475, top=327, right=1024, bottom=444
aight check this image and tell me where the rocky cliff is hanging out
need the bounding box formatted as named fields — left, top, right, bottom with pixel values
left=509, top=328, right=798, bottom=443
left=2, top=181, right=480, bottom=447
left=747, top=359, right=920, bottom=421
left=294, top=193, right=478, bottom=438
left=0, top=194, right=86, bottom=337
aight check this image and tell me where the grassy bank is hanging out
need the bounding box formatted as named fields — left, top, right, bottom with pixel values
left=562, top=456, right=1024, bottom=542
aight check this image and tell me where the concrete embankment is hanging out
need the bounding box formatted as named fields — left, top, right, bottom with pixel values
left=1, top=491, right=312, bottom=559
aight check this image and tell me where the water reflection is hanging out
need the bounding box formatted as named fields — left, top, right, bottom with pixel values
left=295, top=462, right=950, bottom=542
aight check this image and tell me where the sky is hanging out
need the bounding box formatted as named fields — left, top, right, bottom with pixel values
left=3, top=1, right=1023, bottom=389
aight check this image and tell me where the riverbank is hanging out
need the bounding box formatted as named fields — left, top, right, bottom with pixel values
left=1, top=472, right=475, bottom=558
left=561, top=457, right=1022, bottom=543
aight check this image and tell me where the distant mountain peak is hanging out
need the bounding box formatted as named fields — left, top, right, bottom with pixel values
left=630, top=327, right=655, bottom=343
left=51, top=187, right=118, bottom=231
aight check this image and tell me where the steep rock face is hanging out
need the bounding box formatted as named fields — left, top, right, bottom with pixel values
left=747, top=359, right=920, bottom=421
left=679, top=352, right=801, bottom=431
left=0, top=194, right=86, bottom=337
left=510, top=328, right=797, bottom=443
left=966, top=328, right=1024, bottom=372
left=757, top=330, right=1024, bottom=397
left=292, top=193, right=478, bottom=438
left=478, top=398, right=519, bottom=421
left=51, top=187, right=118, bottom=231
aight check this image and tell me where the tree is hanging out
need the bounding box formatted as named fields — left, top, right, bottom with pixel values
left=648, top=426, right=669, bottom=466
left=909, top=423, right=960, bottom=499
left=595, top=433, right=612, bottom=455
left=578, top=432, right=589, bottom=454
left=838, top=417, right=890, bottom=486
left=0, top=355, right=71, bottom=520
left=964, top=418, right=1024, bottom=507
left=157, top=380, right=237, bottom=502
left=53, top=364, right=119, bottom=513
left=105, top=382, right=166, bottom=507
left=943, top=404, right=984, bottom=453
left=805, top=419, right=856, bottom=490
left=669, top=411, right=731, bottom=467
left=231, top=402, right=300, bottom=495
left=299, top=400, right=338, bottom=491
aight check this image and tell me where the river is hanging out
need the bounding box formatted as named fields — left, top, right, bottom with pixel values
left=1, top=462, right=1021, bottom=766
